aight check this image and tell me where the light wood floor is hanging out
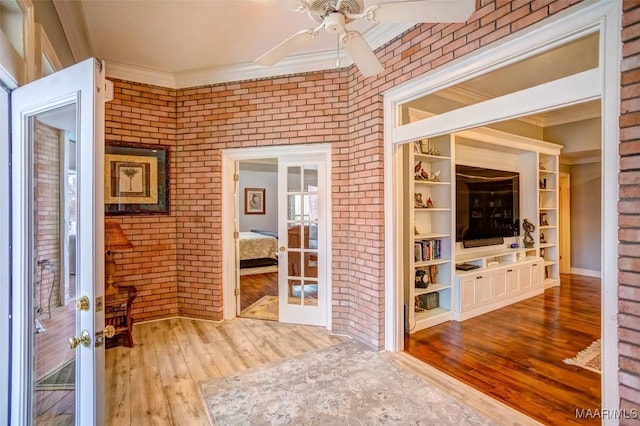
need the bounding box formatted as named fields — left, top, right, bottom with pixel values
left=405, top=274, right=601, bottom=425
left=105, top=317, right=349, bottom=425
left=106, top=317, right=537, bottom=426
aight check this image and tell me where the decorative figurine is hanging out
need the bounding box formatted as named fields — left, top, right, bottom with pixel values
left=414, top=193, right=425, bottom=208
left=426, top=197, right=434, bottom=208
left=430, top=169, right=441, bottom=182
left=522, top=218, right=535, bottom=248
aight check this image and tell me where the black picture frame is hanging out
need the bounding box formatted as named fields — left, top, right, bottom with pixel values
left=105, top=142, right=170, bottom=215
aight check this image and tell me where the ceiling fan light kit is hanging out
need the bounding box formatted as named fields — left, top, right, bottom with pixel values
left=256, top=0, right=475, bottom=77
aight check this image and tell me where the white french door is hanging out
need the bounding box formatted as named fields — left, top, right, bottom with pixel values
left=278, top=155, right=328, bottom=326
left=10, top=58, right=105, bottom=425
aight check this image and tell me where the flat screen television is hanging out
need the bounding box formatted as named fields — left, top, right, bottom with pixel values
left=456, top=164, right=520, bottom=243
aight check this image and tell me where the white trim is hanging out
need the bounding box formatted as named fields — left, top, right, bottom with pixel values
left=106, top=61, right=176, bottom=89
left=393, top=69, right=600, bottom=144
left=0, top=82, right=10, bottom=426
left=134, top=315, right=224, bottom=326
left=221, top=144, right=333, bottom=330
left=52, top=0, right=92, bottom=62
left=570, top=268, right=601, bottom=278
left=384, top=0, right=619, bottom=418
left=600, top=0, right=622, bottom=418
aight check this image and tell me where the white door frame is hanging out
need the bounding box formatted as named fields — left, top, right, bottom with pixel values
left=0, top=80, right=12, bottom=425
left=221, top=144, right=333, bottom=329
left=383, top=0, right=620, bottom=418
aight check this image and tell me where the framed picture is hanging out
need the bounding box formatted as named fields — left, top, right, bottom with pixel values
left=105, top=142, right=170, bottom=215
left=244, top=188, right=265, bottom=215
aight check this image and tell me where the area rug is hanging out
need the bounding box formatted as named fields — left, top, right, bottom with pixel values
left=240, top=295, right=279, bottom=321
left=240, top=295, right=318, bottom=321
left=564, top=339, right=601, bottom=374
left=199, top=340, right=494, bottom=425
left=35, top=358, right=75, bottom=391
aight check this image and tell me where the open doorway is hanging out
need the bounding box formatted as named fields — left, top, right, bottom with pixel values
left=237, top=159, right=280, bottom=321
left=222, top=144, right=332, bottom=328
left=384, top=3, right=619, bottom=422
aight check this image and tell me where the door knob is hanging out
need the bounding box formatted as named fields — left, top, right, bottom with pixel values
left=69, top=330, right=91, bottom=349
left=75, top=296, right=90, bottom=311
left=279, top=246, right=286, bottom=252
left=103, top=325, right=116, bottom=339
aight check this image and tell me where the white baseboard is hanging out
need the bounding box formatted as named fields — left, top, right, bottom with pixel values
left=570, top=267, right=601, bottom=278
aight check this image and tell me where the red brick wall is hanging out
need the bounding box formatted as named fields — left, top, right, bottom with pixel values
left=174, top=75, right=350, bottom=320
left=104, top=81, right=179, bottom=322
left=106, top=1, right=602, bottom=347
left=619, top=0, right=640, bottom=417
left=34, top=120, right=62, bottom=312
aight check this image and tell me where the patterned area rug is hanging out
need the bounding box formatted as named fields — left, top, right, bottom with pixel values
left=199, top=340, right=494, bottom=425
left=240, top=295, right=279, bottom=321
left=35, top=358, right=75, bottom=391
left=564, top=339, right=601, bottom=374
left=240, top=295, right=317, bottom=321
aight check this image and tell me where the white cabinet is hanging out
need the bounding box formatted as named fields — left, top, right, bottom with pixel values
left=493, top=269, right=508, bottom=302
left=506, top=267, right=519, bottom=297
left=454, top=256, right=544, bottom=321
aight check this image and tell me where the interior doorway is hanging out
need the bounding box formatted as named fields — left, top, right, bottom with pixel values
left=384, top=0, right=619, bottom=418
left=221, top=144, right=332, bottom=329
left=237, top=159, right=280, bottom=321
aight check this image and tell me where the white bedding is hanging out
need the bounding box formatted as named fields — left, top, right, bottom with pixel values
left=239, top=232, right=278, bottom=261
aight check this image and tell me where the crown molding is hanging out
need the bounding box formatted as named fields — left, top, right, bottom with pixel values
left=52, top=0, right=92, bottom=62
left=105, top=61, right=176, bottom=89
left=542, top=102, right=600, bottom=127
left=560, top=149, right=601, bottom=165
left=105, top=22, right=411, bottom=89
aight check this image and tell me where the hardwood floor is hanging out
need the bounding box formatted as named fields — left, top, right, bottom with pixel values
left=239, top=272, right=277, bottom=310
left=105, top=317, right=349, bottom=425
left=404, top=274, right=601, bottom=425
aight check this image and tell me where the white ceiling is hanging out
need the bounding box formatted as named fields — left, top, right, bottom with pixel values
left=55, top=0, right=416, bottom=88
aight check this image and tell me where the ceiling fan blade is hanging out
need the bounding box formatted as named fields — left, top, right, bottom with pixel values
left=256, top=29, right=318, bottom=66
left=364, top=0, right=475, bottom=24
left=341, top=31, right=384, bottom=77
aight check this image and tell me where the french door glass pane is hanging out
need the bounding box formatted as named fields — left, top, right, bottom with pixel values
left=31, top=104, right=77, bottom=424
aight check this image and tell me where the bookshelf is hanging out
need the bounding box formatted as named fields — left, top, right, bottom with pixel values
left=405, top=135, right=453, bottom=333
left=538, top=153, right=560, bottom=288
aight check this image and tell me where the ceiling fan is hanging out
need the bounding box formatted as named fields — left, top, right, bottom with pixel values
left=256, top=0, right=476, bottom=77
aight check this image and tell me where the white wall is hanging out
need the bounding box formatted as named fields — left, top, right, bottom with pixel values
left=544, top=117, right=600, bottom=154
left=544, top=117, right=602, bottom=274
left=239, top=161, right=277, bottom=232
left=569, top=161, right=602, bottom=272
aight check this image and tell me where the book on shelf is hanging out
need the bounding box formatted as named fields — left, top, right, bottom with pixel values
left=414, top=239, right=442, bottom=262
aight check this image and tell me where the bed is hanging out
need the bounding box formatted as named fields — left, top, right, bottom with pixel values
left=239, top=231, right=278, bottom=268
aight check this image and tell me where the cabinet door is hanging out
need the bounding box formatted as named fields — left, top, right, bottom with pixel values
left=519, top=263, right=533, bottom=292
left=532, top=262, right=544, bottom=288
left=475, top=275, right=492, bottom=307
left=492, top=269, right=508, bottom=302
left=459, top=276, right=477, bottom=312
left=506, top=268, right=519, bottom=296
